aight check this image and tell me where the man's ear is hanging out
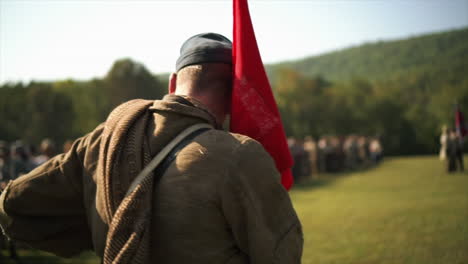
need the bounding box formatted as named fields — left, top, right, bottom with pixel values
left=168, top=73, right=177, bottom=94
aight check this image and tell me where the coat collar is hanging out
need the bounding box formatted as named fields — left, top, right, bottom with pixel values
left=150, top=94, right=220, bottom=129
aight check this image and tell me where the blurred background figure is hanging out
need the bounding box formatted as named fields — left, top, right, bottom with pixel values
left=357, top=136, right=369, bottom=168
left=317, top=136, right=329, bottom=173
left=343, top=135, right=359, bottom=170
left=62, top=140, right=74, bottom=154
left=439, top=125, right=448, bottom=161
left=369, top=137, right=383, bottom=164
left=455, top=132, right=464, bottom=171
left=327, top=136, right=343, bottom=172
left=288, top=137, right=308, bottom=183
left=453, top=106, right=466, bottom=171
left=303, top=136, right=318, bottom=178
left=10, top=141, right=34, bottom=180
left=0, top=141, right=11, bottom=190
left=446, top=128, right=463, bottom=173
left=0, top=141, right=19, bottom=261
left=33, top=138, right=56, bottom=166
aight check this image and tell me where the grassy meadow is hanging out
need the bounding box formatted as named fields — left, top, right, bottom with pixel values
left=1, top=156, right=467, bottom=264
left=292, top=156, right=468, bottom=264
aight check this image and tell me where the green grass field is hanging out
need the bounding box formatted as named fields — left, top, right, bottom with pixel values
left=2, top=156, right=467, bottom=264
left=293, top=156, right=468, bottom=264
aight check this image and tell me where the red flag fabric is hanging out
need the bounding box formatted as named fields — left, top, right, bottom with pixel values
left=231, top=0, right=294, bottom=190
left=455, top=107, right=467, bottom=137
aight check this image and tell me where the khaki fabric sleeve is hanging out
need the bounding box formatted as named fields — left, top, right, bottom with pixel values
left=221, top=138, right=303, bottom=264
left=0, top=125, right=103, bottom=257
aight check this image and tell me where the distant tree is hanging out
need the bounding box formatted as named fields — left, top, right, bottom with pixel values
left=53, top=79, right=108, bottom=137
left=104, top=58, right=165, bottom=111
left=24, top=83, right=75, bottom=145
left=0, top=83, right=29, bottom=142
left=273, top=67, right=331, bottom=138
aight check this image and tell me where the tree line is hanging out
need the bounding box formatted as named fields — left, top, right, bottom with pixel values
left=269, top=27, right=468, bottom=155
left=272, top=67, right=467, bottom=155
left=1, top=28, right=467, bottom=155
left=0, top=58, right=166, bottom=146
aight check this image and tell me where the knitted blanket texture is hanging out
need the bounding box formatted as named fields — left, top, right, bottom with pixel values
left=96, top=99, right=155, bottom=264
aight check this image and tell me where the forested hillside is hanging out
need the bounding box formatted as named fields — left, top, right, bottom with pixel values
left=0, top=59, right=166, bottom=144
left=267, top=27, right=468, bottom=155
left=1, top=28, right=467, bottom=155
left=268, top=27, right=468, bottom=83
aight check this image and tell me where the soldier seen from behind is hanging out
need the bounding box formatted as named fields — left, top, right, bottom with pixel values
left=0, top=33, right=303, bottom=264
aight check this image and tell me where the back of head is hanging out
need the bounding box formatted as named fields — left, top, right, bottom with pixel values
left=175, top=32, right=232, bottom=95
left=40, top=138, right=56, bottom=157
left=176, top=63, right=232, bottom=100
left=172, top=33, right=233, bottom=125
left=11, top=141, right=29, bottom=161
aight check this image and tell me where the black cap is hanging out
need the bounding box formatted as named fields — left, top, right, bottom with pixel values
left=176, top=33, right=232, bottom=72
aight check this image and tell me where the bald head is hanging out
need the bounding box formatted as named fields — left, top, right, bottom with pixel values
left=171, top=32, right=233, bottom=126
left=176, top=63, right=231, bottom=95
left=169, top=63, right=232, bottom=125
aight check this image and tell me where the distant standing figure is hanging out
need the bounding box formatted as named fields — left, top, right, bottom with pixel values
left=357, top=136, right=368, bottom=166
left=0, top=142, right=19, bottom=260
left=343, top=135, right=359, bottom=170
left=317, top=137, right=329, bottom=173
left=446, top=129, right=459, bottom=172
left=439, top=125, right=448, bottom=161
left=9, top=141, right=34, bottom=180
left=0, top=141, right=10, bottom=189
left=455, top=133, right=464, bottom=171
left=369, top=137, right=383, bottom=164
left=288, top=138, right=307, bottom=183
left=327, top=136, right=342, bottom=172
left=303, top=136, right=318, bottom=178
left=33, top=138, right=56, bottom=166
left=62, top=140, right=74, bottom=154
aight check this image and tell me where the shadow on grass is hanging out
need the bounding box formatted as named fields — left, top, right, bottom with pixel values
left=292, top=174, right=340, bottom=191
left=1, top=250, right=99, bottom=264
left=291, top=163, right=383, bottom=191
left=1, top=256, right=61, bottom=264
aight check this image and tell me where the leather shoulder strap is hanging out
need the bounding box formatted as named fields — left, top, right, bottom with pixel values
left=125, top=123, right=212, bottom=197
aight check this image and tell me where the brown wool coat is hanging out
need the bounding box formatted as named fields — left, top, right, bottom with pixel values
left=0, top=95, right=303, bottom=263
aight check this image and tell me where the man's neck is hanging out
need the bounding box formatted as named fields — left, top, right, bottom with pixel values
left=172, top=92, right=226, bottom=127
left=174, top=90, right=226, bottom=125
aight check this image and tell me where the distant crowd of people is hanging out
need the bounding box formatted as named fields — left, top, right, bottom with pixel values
left=0, top=138, right=72, bottom=260
left=288, top=135, right=383, bottom=183
left=440, top=126, right=464, bottom=173
left=0, top=139, right=73, bottom=188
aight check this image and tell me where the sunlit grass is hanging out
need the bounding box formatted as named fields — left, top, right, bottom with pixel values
left=1, top=156, right=467, bottom=263
left=291, top=156, right=468, bottom=264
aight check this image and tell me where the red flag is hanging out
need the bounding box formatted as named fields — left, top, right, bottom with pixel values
left=231, top=0, right=294, bottom=190
left=455, top=107, right=467, bottom=137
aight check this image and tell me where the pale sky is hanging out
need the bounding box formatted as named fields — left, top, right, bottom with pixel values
left=1, top=0, right=467, bottom=84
